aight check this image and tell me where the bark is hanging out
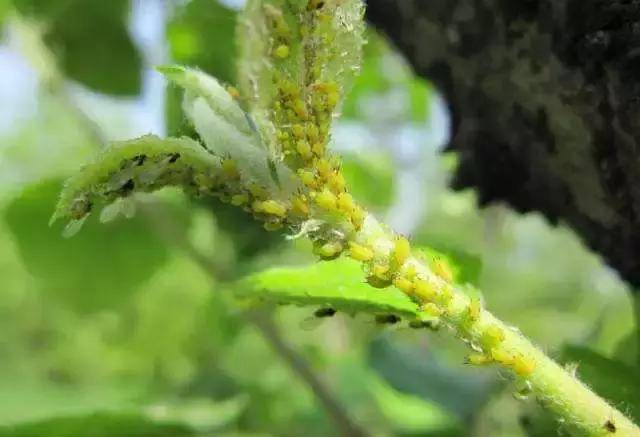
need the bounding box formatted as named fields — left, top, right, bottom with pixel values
left=365, top=0, right=640, bottom=290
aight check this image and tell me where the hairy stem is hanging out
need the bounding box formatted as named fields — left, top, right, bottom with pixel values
left=352, top=213, right=639, bottom=436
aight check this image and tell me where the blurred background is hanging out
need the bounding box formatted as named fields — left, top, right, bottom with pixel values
left=0, top=0, right=637, bottom=436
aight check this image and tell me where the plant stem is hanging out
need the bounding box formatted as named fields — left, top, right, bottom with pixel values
left=352, top=213, right=639, bottom=436
left=249, top=310, right=369, bottom=437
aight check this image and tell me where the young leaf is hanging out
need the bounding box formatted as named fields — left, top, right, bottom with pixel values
left=51, top=134, right=221, bottom=226
left=160, top=65, right=300, bottom=198
left=237, top=0, right=365, bottom=156
left=237, top=258, right=421, bottom=319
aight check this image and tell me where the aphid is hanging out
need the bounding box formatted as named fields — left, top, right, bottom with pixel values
left=408, top=319, right=439, bottom=331
left=512, top=354, right=536, bottom=377
left=604, top=420, right=617, bottom=433
left=274, top=44, right=290, bottom=59
left=348, top=242, right=374, bottom=262
left=300, top=307, right=336, bottom=330
left=466, top=353, right=492, bottom=366
left=132, top=154, right=147, bottom=166
left=221, top=158, right=240, bottom=180
left=308, top=0, right=325, bottom=10
left=168, top=152, right=181, bottom=163
left=297, top=169, right=317, bottom=187
left=466, top=297, right=481, bottom=323
left=392, top=236, right=411, bottom=268
left=375, top=314, right=401, bottom=325
left=482, top=325, right=506, bottom=349
left=413, top=279, right=437, bottom=302
left=432, top=257, right=454, bottom=283
left=491, top=349, right=515, bottom=366
left=392, top=276, right=414, bottom=295
left=264, top=220, right=283, bottom=231
left=296, top=140, right=312, bottom=159
left=314, top=190, right=338, bottom=211
left=291, top=195, right=310, bottom=217
left=367, top=267, right=392, bottom=289
left=350, top=206, right=366, bottom=229
left=327, top=172, right=346, bottom=193
left=421, top=303, right=443, bottom=317
left=231, top=193, right=249, bottom=206
left=248, top=183, right=269, bottom=199
left=315, top=158, right=333, bottom=178
left=254, top=200, right=288, bottom=217
left=337, top=192, right=355, bottom=213
left=312, top=142, right=325, bottom=156
left=68, top=196, right=92, bottom=220
left=314, top=241, right=343, bottom=260
left=226, top=85, right=240, bottom=99
left=371, top=263, right=390, bottom=281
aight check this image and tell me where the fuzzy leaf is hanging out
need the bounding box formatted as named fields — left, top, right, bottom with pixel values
left=237, top=0, right=365, bottom=154
left=161, top=65, right=299, bottom=198
left=51, top=134, right=220, bottom=226
left=237, top=258, right=421, bottom=319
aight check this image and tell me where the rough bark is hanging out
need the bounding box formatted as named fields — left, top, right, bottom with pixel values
left=366, top=0, right=640, bottom=290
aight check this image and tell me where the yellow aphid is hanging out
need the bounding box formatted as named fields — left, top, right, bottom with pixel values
left=312, top=142, right=324, bottom=156
left=421, top=303, right=443, bottom=317
left=277, top=130, right=290, bottom=141
left=298, top=169, right=317, bottom=187
left=350, top=207, right=366, bottom=229
left=328, top=172, right=346, bottom=193
left=255, top=200, right=287, bottom=217
left=274, top=44, right=290, bottom=59
left=315, top=158, right=333, bottom=178
left=313, top=80, right=338, bottom=94
left=403, top=264, right=418, bottom=280
left=314, top=190, right=337, bottom=211
left=491, top=349, right=515, bottom=365
left=392, top=236, right=411, bottom=267
left=482, top=325, right=506, bottom=349
left=372, top=263, right=390, bottom=280
left=248, top=183, right=268, bottom=199
left=413, top=279, right=437, bottom=302
left=221, top=159, right=240, bottom=180
left=306, top=124, right=319, bottom=141
left=513, top=354, right=536, bottom=376
left=337, top=192, right=355, bottom=212
left=226, top=85, right=240, bottom=99
left=326, top=90, right=340, bottom=108
left=293, top=100, right=308, bottom=119
left=292, top=124, right=305, bottom=138
left=230, top=193, right=249, bottom=206
left=467, top=297, right=481, bottom=322
left=291, top=196, right=310, bottom=217
left=348, top=242, right=374, bottom=262
left=278, top=80, right=298, bottom=98
left=466, top=353, right=492, bottom=366
left=392, top=276, right=414, bottom=294
left=433, top=258, right=454, bottom=283
left=264, top=221, right=283, bottom=231
left=315, top=241, right=343, bottom=260
left=296, top=140, right=312, bottom=159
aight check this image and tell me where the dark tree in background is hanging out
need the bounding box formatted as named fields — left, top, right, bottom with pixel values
left=367, top=0, right=640, bottom=290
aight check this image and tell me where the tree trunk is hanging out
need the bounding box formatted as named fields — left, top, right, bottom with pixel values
left=366, top=0, right=640, bottom=290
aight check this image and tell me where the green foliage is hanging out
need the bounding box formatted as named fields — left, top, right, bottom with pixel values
left=238, top=257, right=421, bottom=319
left=4, top=179, right=168, bottom=312
left=0, top=413, right=194, bottom=437
left=13, top=0, right=141, bottom=95
left=368, top=336, right=497, bottom=423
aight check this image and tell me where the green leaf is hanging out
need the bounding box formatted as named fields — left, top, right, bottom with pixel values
left=561, top=345, right=640, bottom=421
left=13, top=0, right=142, bottom=95
left=0, top=412, right=195, bottom=437
left=237, top=257, right=421, bottom=319
left=167, top=0, right=237, bottom=84
left=4, top=179, right=169, bottom=313
left=368, top=336, right=497, bottom=422
left=51, top=134, right=220, bottom=227
left=162, top=65, right=299, bottom=197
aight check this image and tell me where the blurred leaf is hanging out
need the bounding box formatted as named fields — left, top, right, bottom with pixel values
left=237, top=258, right=421, bottom=319
left=167, top=0, right=236, bottom=84
left=0, top=412, right=195, bottom=437
left=13, top=0, right=141, bottom=95
left=561, top=345, right=640, bottom=421
left=166, top=0, right=236, bottom=137
left=368, top=336, right=497, bottom=422
left=342, top=155, right=394, bottom=209
left=3, top=179, right=169, bottom=313
left=614, top=330, right=638, bottom=367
